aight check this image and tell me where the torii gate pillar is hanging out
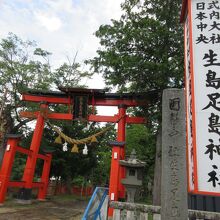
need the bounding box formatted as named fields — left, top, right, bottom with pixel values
left=118, top=104, right=126, bottom=198
left=108, top=104, right=126, bottom=216
left=21, top=103, right=48, bottom=199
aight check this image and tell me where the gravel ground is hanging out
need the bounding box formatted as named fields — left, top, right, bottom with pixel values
left=0, top=197, right=87, bottom=220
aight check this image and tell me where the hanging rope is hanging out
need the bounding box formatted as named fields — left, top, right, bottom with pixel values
left=47, top=115, right=125, bottom=153
left=47, top=121, right=114, bottom=145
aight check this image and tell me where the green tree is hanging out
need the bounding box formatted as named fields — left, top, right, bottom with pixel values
left=126, top=124, right=156, bottom=200
left=0, top=33, right=90, bottom=162
left=126, top=124, right=155, bottom=171
left=0, top=33, right=53, bottom=162
left=54, top=53, right=92, bottom=87
left=90, top=124, right=116, bottom=186
left=88, top=0, right=183, bottom=93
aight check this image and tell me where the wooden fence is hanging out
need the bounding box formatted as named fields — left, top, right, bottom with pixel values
left=110, top=201, right=220, bottom=220
left=47, top=181, right=92, bottom=196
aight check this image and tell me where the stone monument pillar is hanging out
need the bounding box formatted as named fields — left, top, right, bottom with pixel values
left=161, top=89, right=188, bottom=220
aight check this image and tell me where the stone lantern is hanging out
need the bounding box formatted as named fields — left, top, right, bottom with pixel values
left=120, top=149, right=145, bottom=203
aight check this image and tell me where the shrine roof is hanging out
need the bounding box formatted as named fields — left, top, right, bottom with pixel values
left=21, top=89, right=67, bottom=97
left=21, top=88, right=160, bottom=107
left=22, top=87, right=159, bottom=101
left=58, top=86, right=106, bottom=95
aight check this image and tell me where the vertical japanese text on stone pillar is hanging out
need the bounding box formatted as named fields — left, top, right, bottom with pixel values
left=161, top=89, right=187, bottom=220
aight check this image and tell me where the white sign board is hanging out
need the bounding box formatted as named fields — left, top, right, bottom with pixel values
left=185, top=0, right=220, bottom=194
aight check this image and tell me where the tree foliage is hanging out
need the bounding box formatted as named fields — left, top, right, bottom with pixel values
left=126, top=124, right=156, bottom=198
left=0, top=33, right=91, bottom=133
left=126, top=124, right=155, bottom=169
left=0, top=33, right=91, bottom=145
left=88, top=0, right=183, bottom=93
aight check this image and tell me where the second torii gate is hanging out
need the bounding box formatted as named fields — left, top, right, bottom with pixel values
left=0, top=87, right=157, bottom=215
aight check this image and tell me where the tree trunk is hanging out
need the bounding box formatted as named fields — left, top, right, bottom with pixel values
left=152, top=127, right=162, bottom=206
left=0, top=119, right=6, bottom=165
left=0, top=106, right=14, bottom=166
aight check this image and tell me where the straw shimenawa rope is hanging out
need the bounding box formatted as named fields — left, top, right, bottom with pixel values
left=47, top=121, right=114, bottom=145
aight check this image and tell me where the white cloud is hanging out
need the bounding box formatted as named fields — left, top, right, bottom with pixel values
left=0, top=0, right=123, bottom=115
left=46, top=0, right=74, bottom=13
left=0, top=0, right=123, bottom=59
left=34, top=12, right=62, bottom=31
left=0, top=0, right=124, bottom=87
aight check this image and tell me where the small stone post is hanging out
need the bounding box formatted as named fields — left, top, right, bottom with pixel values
left=161, top=89, right=188, bottom=220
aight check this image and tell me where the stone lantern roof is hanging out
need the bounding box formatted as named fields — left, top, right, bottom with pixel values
left=119, top=149, right=146, bottom=168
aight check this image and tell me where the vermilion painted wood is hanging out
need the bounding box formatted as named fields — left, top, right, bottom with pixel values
left=108, top=106, right=127, bottom=216
left=0, top=139, right=52, bottom=203
left=22, top=94, right=147, bottom=107
left=125, top=116, right=146, bottom=124
left=8, top=181, right=25, bottom=187
left=37, top=154, right=50, bottom=161
left=188, top=0, right=199, bottom=193
left=8, top=180, right=50, bottom=189
left=88, top=114, right=119, bottom=123
left=91, top=99, right=146, bottom=107
left=108, top=146, right=121, bottom=216
left=7, top=181, right=45, bottom=188
left=38, top=154, right=52, bottom=200
left=22, top=94, right=70, bottom=104
left=118, top=107, right=126, bottom=199
left=16, top=146, right=32, bottom=156
left=0, top=138, right=19, bottom=204
left=20, top=112, right=73, bottom=120
left=32, top=182, right=44, bottom=188
left=22, top=104, right=47, bottom=189
left=20, top=111, right=146, bottom=124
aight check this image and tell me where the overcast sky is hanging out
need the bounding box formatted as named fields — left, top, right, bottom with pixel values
left=0, top=0, right=123, bottom=115
left=0, top=0, right=123, bottom=87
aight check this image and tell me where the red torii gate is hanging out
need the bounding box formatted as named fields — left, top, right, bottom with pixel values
left=0, top=87, right=157, bottom=215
